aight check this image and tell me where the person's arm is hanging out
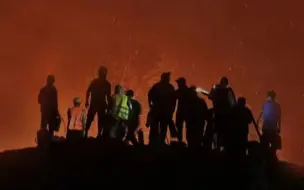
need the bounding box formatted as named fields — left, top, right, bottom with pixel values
left=67, top=108, right=71, bottom=130
left=38, top=88, right=43, bottom=104
left=148, top=85, right=154, bottom=108
left=277, top=103, right=282, bottom=133
left=106, top=82, right=112, bottom=111
left=197, top=97, right=208, bottom=121
left=138, top=102, right=142, bottom=115
left=257, top=104, right=264, bottom=127
left=171, top=86, right=177, bottom=114
left=81, top=109, right=87, bottom=128
left=110, top=96, right=116, bottom=114
left=208, top=86, right=215, bottom=101
left=54, top=88, right=60, bottom=116
left=228, top=88, right=237, bottom=107
left=207, top=85, right=220, bottom=101
left=127, top=98, right=132, bottom=110
left=85, top=81, right=93, bottom=108
left=250, top=110, right=261, bottom=139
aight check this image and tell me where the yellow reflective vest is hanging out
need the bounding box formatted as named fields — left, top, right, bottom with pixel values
left=112, top=94, right=130, bottom=120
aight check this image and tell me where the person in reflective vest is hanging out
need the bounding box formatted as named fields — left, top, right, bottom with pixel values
left=110, top=85, right=131, bottom=139
left=67, top=97, right=87, bottom=141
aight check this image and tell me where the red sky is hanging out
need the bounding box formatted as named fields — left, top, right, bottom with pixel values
left=0, top=0, right=303, bottom=165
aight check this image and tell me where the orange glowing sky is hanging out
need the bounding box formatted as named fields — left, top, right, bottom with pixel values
left=0, top=0, right=303, bottom=165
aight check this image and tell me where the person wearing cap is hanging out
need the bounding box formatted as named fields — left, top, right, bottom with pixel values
left=175, top=77, right=190, bottom=143
left=66, top=97, right=87, bottom=141
left=38, top=74, right=60, bottom=138
left=258, top=90, right=282, bottom=160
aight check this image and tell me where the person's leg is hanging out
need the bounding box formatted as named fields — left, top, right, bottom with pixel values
left=176, top=112, right=184, bottom=143
left=149, top=117, right=160, bottom=145
left=269, top=132, right=279, bottom=162
left=199, top=120, right=206, bottom=146
left=126, top=121, right=139, bottom=145
left=85, top=108, right=96, bottom=138
left=97, top=109, right=107, bottom=138
left=204, top=120, right=214, bottom=150
left=48, top=116, right=57, bottom=139
left=159, top=115, right=170, bottom=144
left=238, top=134, right=248, bottom=163
left=168, top=119, right=177, bottom=138
left=40, top=112, right=48, bottom=130
left=117, top=120, right=127, bottom=140
left=214, top=113, right=223, bottom=151
left=186, top=124, right=194, bottom=148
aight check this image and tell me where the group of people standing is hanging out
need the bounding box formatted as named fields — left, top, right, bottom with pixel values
left=38, top=65, right=282, bottom=160
left=38, top=66, right=143, bottom=146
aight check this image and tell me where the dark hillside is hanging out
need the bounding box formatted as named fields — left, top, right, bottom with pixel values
left=0, top=139, right=303, bottom=190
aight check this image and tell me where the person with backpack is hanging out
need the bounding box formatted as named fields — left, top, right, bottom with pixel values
left=125, top=90, right=142, bottom=146
left=207, top=77, right=236, bottom=151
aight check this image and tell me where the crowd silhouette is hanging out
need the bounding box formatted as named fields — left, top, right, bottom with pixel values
left=37, top=65, right=282, bottom=163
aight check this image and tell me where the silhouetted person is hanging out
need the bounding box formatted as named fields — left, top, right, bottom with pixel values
left=208, top=77, right=236, bottom=151
left=186, top=86, right=208, bottom=148
left=229, top=97, right=260, bottom=162
left=175, top=77, right=190, bottom=143
left=258, top=90, right=282, bottom=161
left=148, top=72, right=176, bottom=145
left=125, top=90, right=141, bottom=146
left=85, top=66, right=111, bottom=138
left=66, top=97, right=87, bottom=142
left=38, top=75, right=60, bottom=138
left=137, top=128, right=144, bottom=145
left=110, top=85, right=131, bottom=140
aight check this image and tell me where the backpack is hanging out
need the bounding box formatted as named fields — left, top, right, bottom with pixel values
left=36, top=128, right=51, bottom=148
left=213, top=86, right=236, bottom=109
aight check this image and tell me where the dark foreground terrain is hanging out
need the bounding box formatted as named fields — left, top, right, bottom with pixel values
left=0, top=139, right=303, bottom=190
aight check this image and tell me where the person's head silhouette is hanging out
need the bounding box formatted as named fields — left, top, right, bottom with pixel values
left=46, top=75, right=55, bottom=86
left=98, top=66, right=108, bottom=79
